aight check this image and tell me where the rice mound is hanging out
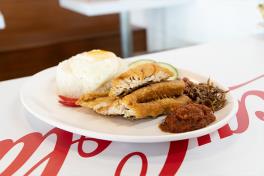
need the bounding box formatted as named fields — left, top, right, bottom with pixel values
left=56, top=50, right=127, bottom=98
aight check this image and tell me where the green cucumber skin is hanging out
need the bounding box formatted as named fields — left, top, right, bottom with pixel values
left=129, top=59, right=156, bottom=66
left=129, top=60, right=178, bottom=80
left=157, top=62, right=178, bottom=80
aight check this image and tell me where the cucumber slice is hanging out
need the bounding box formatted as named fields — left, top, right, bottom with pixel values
left=129, top=59, right=156, bottom=67
left=158, top=62, right=178, bottom=80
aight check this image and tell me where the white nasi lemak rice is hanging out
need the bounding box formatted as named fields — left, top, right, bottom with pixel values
left=56, top=50, right=128, bottom=98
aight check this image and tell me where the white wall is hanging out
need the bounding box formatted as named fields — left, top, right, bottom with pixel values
left=131, top=0, right=264, bottom=51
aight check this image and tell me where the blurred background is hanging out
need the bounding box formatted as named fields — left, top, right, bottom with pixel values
left=0, top=0, right=264, bottom=81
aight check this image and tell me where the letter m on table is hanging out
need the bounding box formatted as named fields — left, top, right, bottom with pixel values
left=0, top=128, right=73, bottom=176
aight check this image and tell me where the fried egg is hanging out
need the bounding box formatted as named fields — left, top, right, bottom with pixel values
left=56, top=50, right=128, bottom=98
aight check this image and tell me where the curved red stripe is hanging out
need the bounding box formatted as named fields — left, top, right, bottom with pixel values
left=229, top=74, right=264, bottom=91
left=115, top=152, right=148, bottom=176
left=159, top=140, right=189, bottom=176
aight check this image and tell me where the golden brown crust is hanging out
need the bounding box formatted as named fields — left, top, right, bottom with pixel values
left=77, top=81, right=111, bottom=103
left=77, top=96, right=120, bottom=115
left=122, top=80, right=185, bottom=105
left=120, top=80, right=189, bottom=119
left=109, top=63, right=174, bottom=97
left=125, top=96, right=191, bottom=119
left=77, top=92, right=109, bottom=103
left=77, top=80, right=189, bottom=119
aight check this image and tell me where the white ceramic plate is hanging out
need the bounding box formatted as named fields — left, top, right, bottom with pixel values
left=20, top=66, right=238, bottom=143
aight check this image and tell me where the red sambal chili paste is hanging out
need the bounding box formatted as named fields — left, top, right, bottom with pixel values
left=160, top=103, right=216, bottom=133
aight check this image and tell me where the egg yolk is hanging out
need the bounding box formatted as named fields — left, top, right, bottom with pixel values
left=85, top=50, right=116, bottom=61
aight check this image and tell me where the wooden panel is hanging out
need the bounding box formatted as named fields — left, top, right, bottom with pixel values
left=0, top=28, right=146, bottom=81
left=0, top=0, right=120, bottom=52
left=0, top=0, right=147, bottom=81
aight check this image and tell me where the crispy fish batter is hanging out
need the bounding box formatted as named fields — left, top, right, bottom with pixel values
left=78, top=81, right=111, bottom=102
left=77, top=80, right=190, bottom=119
left=77, top=96, right=120, bottom=115
left=122, top=80, right=185, bottom=104
left=121, top=80, right=190, bottom=119
left=123, top=96, right=191, bottom=119
left=109, top=63, right=174, bottom=97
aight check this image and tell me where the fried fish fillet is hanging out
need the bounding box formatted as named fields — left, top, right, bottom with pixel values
left=109, top=63, right=174, bottom=97
left=122, top=80, right=185, bottom=104
left=77, top=96, right=120, bottom=115
left=120, top=80, right=190, bottom=119
left=78, top=81, right=111, bottom=102
left=77, top=80, right=190, bottom=119
left=122, top=96, right=191, bottom=119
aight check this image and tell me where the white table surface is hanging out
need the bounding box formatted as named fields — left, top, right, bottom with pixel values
left=0, top=36, right=264, bottom=175
left=59, top=0, right=190, bottom=16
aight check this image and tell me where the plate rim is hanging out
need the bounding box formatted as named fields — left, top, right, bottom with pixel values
left=20, top=66, right=238, bottom=143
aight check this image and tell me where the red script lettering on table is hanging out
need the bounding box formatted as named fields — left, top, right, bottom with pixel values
left=0, top=74, right=263, bottom=175
left=0, top=129, right=111, bottom=176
